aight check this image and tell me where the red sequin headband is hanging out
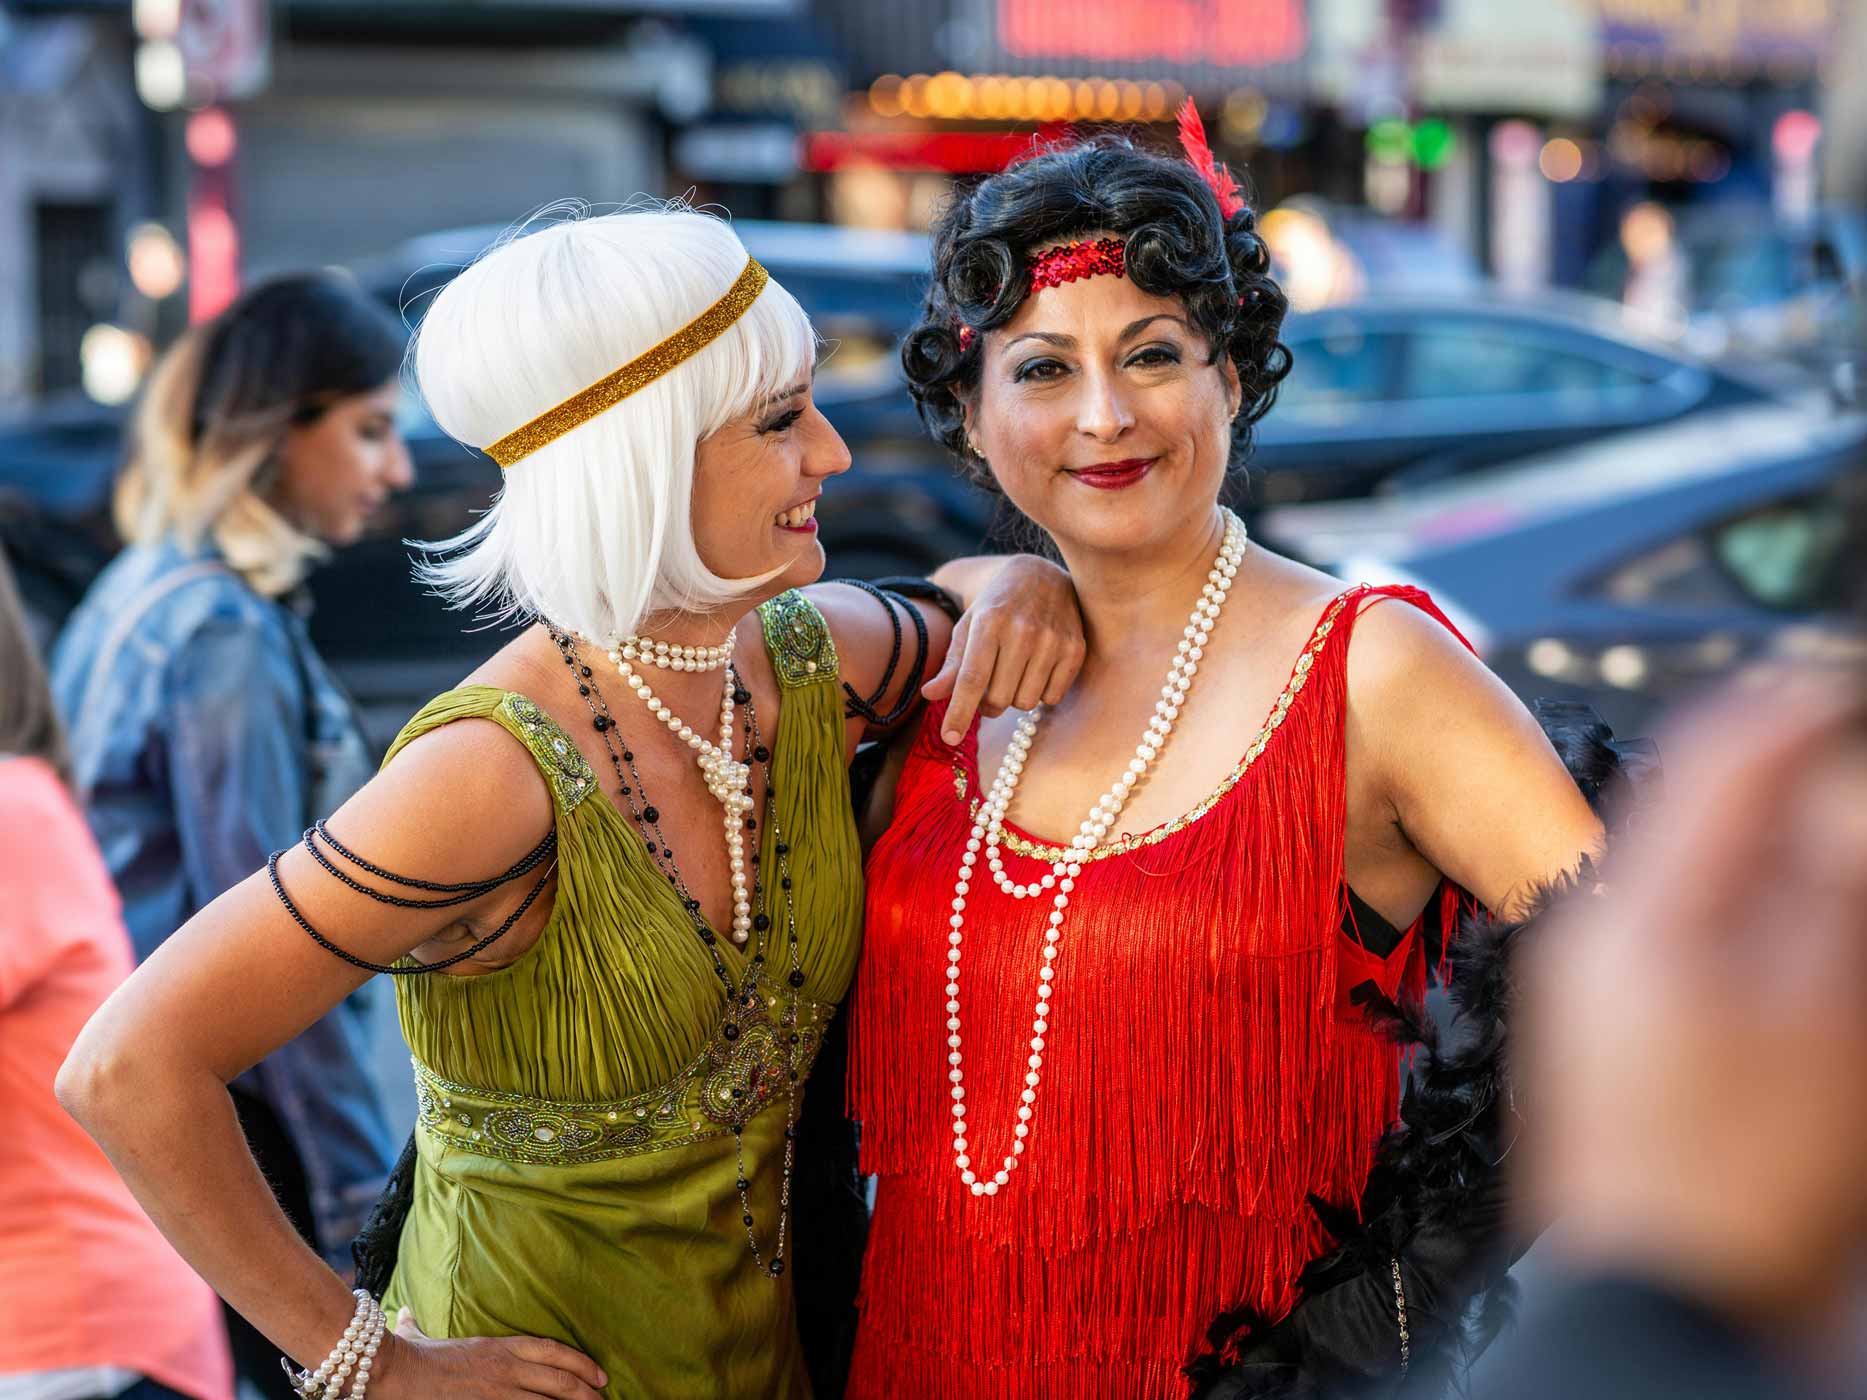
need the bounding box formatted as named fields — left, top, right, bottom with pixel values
left=956, top=238, right=1126, bottom=349
left=956, top=98, right=1244, bottom=353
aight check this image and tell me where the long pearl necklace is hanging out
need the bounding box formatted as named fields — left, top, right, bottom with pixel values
left=946, top=510, right=1247, bottom=1197
left=607, top=639, right=757, bottom=942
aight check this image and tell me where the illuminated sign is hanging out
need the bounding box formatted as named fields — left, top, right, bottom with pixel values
left=997, top=0, right=1306, bottom=68
left=1592, top=0, right=1834, bottom=61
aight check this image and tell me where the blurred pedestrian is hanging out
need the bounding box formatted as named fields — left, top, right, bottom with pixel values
left=1619, top=201, right=1689, bottom=335
left=55, top=206, right=1084, bottom=1400
left=0, top=543, right=233, bottom=1400
left=1475, top=655, right=1867, bottom=1400
left=48, top=274, right=412, bottom=1399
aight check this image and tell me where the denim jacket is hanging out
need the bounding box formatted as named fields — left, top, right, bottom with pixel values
left=50, top=535, right=397, bottom=1267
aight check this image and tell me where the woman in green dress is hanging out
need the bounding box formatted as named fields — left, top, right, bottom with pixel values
left=59, top=206, right=1084, bottom=1399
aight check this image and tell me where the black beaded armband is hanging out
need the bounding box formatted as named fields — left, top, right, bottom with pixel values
left=866, top=575, right=964, bottom=625
left=269, top=824, right=558, bottom=975
left=837, top=580, right=930, bottom=728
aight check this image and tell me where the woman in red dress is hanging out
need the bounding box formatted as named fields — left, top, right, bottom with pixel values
left=846, top=119, right=1607, bottom=1398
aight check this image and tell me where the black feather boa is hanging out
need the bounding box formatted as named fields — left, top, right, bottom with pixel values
left=1184, top=702, right=1656, bottom=1400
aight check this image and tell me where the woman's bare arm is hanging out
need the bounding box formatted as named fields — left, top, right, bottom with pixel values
left=1348, top=601, right=1605, bottom=919
left=809, top=554, right=1084, bottom=761
left=58, top=720, right=605, bottom=1397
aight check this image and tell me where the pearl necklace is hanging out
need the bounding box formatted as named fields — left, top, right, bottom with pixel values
left=946, top=510, right=1246, bottom=1197
left=621, top=628, right=738, bottom=673
left=607, top=641, right=757, bottom=942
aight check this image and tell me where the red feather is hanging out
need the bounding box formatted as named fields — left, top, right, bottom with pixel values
left=1176, top=96, right=1245, bottom=218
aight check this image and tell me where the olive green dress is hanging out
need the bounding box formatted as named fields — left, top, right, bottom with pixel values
left=381, top=593, right=862, bottom=1399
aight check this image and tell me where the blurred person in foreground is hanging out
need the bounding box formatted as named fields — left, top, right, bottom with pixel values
left=0, top=543, right=233, bottom=1400
left=1479, top=594, right=1867, bottom=1392
left=48, top=275, right=411, bottom=1398
left=56, top=205, right=1084, bottom=1400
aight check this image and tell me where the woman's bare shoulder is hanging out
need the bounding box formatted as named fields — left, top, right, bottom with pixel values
left=1234, top=544, right=1357, bottom=638
left=360, top=625, right=568, bottom=873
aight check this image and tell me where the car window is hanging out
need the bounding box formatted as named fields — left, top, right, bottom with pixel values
left=1278, top=324, right=1397, bottom=407
left=1400, top=327, right=1660, bottom=401
left=1596, top=491, right=1852, bottom=613
left=1712, top=496, right=1851, bottom=610
left=1597, top=535, right=1742, bottom=609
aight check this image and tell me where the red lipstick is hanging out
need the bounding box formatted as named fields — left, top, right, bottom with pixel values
left=1070, top=458, right=1155, bottom=490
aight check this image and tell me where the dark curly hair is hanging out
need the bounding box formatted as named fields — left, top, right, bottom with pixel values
left=902, top=133, right=1292, bottom=493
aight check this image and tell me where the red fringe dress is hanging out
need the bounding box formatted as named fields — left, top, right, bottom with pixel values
left=847, top=584, right=1469, bottom=1399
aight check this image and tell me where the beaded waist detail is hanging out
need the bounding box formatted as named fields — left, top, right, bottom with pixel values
left=412, top=995, right=836, bottom=1166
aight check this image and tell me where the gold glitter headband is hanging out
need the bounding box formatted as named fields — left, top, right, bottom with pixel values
left=485, top=255, right=770, bottom=469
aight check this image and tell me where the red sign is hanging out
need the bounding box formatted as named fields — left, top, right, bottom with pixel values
left=998, top=0, right=1306, bottom=67
left=803, top=128, right=1076, bottom=174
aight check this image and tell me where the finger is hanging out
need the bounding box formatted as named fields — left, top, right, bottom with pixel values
left=975, top=617, right=1039, bottom=717
left=394, top=1307, right=428, bottom=1341
left=940, top=633, right=998, bottom=745
left=921, top=613, right=971, bottom=703
left=1039, top=634, right=1087, bottom=707
left=1040, top=654, right=1076, bottom=708
left=510, top=1337, right=608, bottom=1392
left=1010, top=645, right=1054, bottom=713
left=513, top=1360, right=605, bottom=1399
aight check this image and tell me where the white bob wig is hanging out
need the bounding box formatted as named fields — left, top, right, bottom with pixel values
left=412, top=202, right=816, bottom=643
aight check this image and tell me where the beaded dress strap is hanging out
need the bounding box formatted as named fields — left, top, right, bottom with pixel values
left=495, top=692, right=599, bottom=813
left=759, top=590, right=839, bottom=689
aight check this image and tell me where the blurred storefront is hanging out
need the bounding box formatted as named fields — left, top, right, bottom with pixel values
left=0, top=11, right=149, bottom=413
left=0, top=0, right=765, bottom=414
left=176, top=1, right=765, bottom=296
left=1580, top=1, right=1835, bottom=320
left=1304, top=0, right=1841, bottom=319
left=794, top=0, right=1316, bottom=230
left=1310, top=0, right=1602, bottom=294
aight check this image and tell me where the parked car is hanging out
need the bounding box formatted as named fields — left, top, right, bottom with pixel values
left=1257, top=400, right=1867, bottom=736
left=1250, top=291, right=1786, bottom=505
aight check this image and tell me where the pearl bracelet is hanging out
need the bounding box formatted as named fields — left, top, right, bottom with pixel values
left=282, top=1289, right=385, bottom=1398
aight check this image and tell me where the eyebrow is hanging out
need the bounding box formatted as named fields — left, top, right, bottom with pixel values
left=1002, top=314, right=1191, bottom=352
left=758, top=380, right=811, bottom=410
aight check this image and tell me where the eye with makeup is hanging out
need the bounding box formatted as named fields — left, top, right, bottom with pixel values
left=1012, top=343, right=1182, bottom=384
left=758, top=405, right=806, bottom=435
left=1012, top=357, right=1067, bottom=384
left=1127, top=343, right=1182, bottom=369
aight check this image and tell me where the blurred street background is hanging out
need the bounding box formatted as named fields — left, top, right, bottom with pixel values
left=5, top=0, right=1867, bottom=1230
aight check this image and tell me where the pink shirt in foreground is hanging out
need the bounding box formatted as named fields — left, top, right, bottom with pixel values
left=0, top=756, right=233, bottom=1400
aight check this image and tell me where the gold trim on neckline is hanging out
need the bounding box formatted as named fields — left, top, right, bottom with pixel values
left=955, top=588, right=1357, bottom=864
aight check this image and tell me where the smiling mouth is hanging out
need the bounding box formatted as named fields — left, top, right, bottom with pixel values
left=1068, top=458, right=1156, bottom=489
left=774, top=498, right=818, bottom=530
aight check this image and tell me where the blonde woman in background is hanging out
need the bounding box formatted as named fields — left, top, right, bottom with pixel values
left=50, top=274, right=412, bottom=1400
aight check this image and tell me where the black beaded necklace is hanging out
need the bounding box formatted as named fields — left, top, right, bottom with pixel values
left=549, top=625, right=805, bottom=1280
